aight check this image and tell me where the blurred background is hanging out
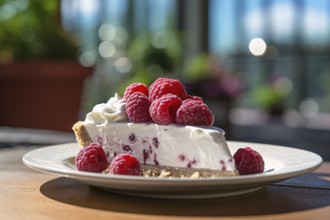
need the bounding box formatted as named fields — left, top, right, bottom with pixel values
left=0, top=0, right=329, bottom=160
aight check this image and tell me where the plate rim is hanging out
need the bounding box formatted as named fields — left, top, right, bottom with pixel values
left=22, top=141, right=323, bottom=185
left=22, top=141, right=323, bottom=198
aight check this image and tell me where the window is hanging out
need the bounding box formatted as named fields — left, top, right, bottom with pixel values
left=61, top=0, right=330, bottom=117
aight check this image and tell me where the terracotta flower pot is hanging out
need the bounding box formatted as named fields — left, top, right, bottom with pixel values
left=0, top=61, right=93, bottom=132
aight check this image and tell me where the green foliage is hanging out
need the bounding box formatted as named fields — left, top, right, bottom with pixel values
left=0, top=0, right=78, bottom=63
left=129, top=32, right=181, bottom=69
left=183, top=54, right=211, bottom=81
left=252, top=85, right=283, bottom=109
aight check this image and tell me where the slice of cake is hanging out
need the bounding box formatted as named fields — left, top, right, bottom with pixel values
left=73, top=78, right=238, bottom=178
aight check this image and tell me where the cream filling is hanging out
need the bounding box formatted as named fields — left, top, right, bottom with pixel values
left=83, top=122, right=236, bottom=172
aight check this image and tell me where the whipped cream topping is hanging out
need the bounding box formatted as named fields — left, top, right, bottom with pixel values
left=85, top=93, right=128, bottom=125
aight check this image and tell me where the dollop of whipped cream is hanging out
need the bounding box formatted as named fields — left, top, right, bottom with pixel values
left=85, top=93, right=128, bottom=125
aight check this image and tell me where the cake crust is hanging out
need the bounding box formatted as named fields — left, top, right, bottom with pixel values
left=72, top=121, right=93, bottom=147
left=141, top=165, right=238, bottom=178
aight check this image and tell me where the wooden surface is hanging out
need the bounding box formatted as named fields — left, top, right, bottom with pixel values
left=1, top=146, right=329, bottom=220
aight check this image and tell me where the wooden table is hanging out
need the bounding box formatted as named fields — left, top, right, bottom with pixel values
left=1, top=146, right=329, bottom=220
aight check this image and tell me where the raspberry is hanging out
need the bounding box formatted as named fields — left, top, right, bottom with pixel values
left=185, top=95, right=203, bottom=101
left=233, top=147, right=264, bottom=175
left=175, top=99, right=214, bottom=126
left=108, top=154, right=142, bottom=175
left=123, top=83, right=149, bottom=100
left=149, top=94, right=182, bottom=125
left=75, top=143, right=109, bottom=172
left=126, top=92, right=152, bottom=123
left=149, top=78, right=187, bottom=101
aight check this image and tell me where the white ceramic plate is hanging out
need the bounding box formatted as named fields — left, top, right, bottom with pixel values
left=23, top=141, right=322, bottom=199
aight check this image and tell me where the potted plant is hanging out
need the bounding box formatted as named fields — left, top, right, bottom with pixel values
left=0, top=0, right=93, bottom=131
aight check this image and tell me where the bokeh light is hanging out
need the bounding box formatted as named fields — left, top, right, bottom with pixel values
left=249, top=38, right=267, bottom=56
left=98, top=41, right=116, bottom=58
left=98, top=24, right=116, bottom=42
left=115, top=57, right=132, bottom=73
left=79, top=51, right=96, bottom=67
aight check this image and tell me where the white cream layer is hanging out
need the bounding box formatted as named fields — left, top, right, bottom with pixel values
left=83, top=122, right=236, bottom=171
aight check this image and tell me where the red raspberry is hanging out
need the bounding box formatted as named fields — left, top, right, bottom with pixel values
left=149, top=94, right=182, bottom=125
left=75, top=143, right=109, bottom=172
left=126, top=92, right=152, bottom=123
left=149, top=78, right=187, bottom=101
left=233, top=147, right=264, bottom=175
left=123, top=83, right=149, bottom=100
left=108, top=154, right=142, bottom=175
left=175, top=99, right=214, bottom=126
left=185, top=95, right=203, bottom=101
